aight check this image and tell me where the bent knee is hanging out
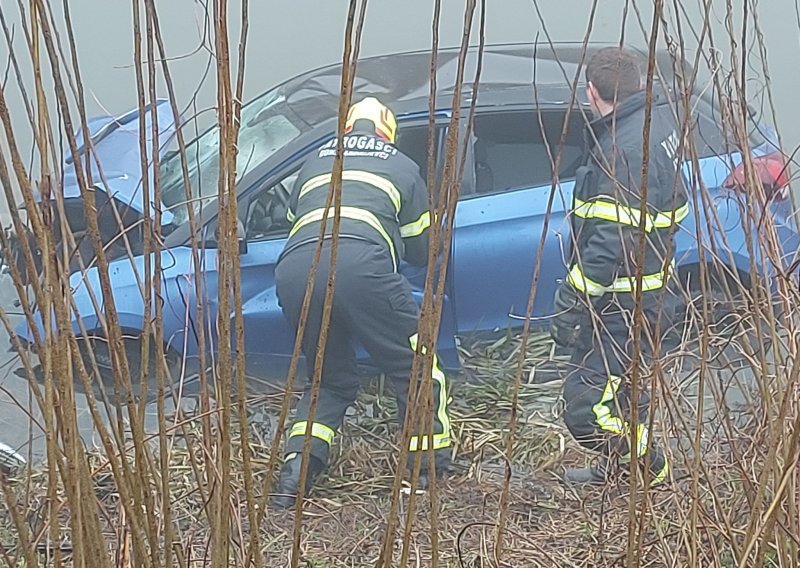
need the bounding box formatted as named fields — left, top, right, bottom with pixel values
left=562, top=373, right=604, bottom=442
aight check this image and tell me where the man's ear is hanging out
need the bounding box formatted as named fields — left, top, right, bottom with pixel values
left=586, top=81, right=598, bottom=102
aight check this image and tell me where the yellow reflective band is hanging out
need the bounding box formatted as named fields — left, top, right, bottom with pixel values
left=298, top=170, right=402, bottom=214
left=567, top=261, right=674, bottom=296
left=408, top=333, right=451, bottom=451
left=400, top=211, right=431, bottom=238
left=567, top=264, right=608, bottom=296
left=409, top=433, right=451, bottom=452
left=297, top=173, right=332, bottom=199
left=574, top=198, right=652, bottom=231
left=592, top=375, right=626, bottom=436
left=288, top=421, right=336, bottom=446
left=653, top=203, right=689, bottom=228
left=620, top=423, right=650, bottom=462
left=287, top=208, right=296, bottom=223
left=573, top=198, right=689, bottom=232
left=344, top=171, right=401, bottom=212
left=650, top=458, right=669, bottom=487
left=289, top=206, right=397, bottom=270
left=608, top=260, right=676, bottom=293
left=410, top=333, right=429, bottom=355
left=595, top=377, right=659, bottom=470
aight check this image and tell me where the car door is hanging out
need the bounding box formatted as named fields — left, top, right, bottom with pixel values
left=392, top=116, right=460, bottom=369
left=233, top=166, right=302, bottom=380
left=451, top=107, right=585, bottom=338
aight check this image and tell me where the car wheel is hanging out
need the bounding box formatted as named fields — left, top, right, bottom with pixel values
left=76, top=333, right=179, bottom=402
left=666, top=265, right=774, bottom=368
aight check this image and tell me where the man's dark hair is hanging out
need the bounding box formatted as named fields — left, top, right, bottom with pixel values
left=585, top=47, right=643, bottom=104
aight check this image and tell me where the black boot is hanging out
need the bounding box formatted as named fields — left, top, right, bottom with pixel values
left=563, top=451, right=670, bottom=488
left=271, top=453, right=325, bottom=509
left=406, top=450, right=451, bottom=491
left=562, top=456, right=609, bottom=487
left=635, top=447, right=670, bottom=488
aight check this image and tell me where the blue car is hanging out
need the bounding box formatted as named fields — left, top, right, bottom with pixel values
left=14, top=42, right=799, bottom=383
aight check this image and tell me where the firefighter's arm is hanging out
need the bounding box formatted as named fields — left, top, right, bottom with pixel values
left=285, top=167, right=305, bottom=225
left=399, top=172, right=432, bottom=266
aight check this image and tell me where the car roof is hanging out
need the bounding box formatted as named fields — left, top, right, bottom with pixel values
left=281, top=41, right=695, bottom=123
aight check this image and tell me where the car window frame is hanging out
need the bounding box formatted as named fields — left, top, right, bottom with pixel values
left=394, top=116, right=450, bottom=193
left=240, top=117, right=452, bottom=242
left=163, top=126, right=336, bottom=250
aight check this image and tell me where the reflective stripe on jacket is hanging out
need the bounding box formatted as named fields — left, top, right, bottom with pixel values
left=283, top=131, right=430, bottom=269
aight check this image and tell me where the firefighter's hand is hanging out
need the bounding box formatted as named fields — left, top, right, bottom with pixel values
left=549, top=282, right=585, bottom=348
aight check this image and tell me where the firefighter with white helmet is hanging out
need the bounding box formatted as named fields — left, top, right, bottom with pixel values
left=272, top=97, right=451, bottom=508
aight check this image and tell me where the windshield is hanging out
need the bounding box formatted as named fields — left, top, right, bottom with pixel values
left=159, top=86, right=304, bottom=227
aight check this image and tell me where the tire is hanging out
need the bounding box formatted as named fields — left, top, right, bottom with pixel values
left=76, top=332, right=179, bottom=402
left=666, top=264, right=775, bottom=369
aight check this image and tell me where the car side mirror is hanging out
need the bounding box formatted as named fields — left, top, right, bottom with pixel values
left=236, top=219, right=248, bottom=255
left=204, top=218, right=248, bottom=255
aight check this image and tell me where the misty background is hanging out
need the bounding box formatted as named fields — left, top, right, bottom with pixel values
left=0, top=0, right=798, bottom=223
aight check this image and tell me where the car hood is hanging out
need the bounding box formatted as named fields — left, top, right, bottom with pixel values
left=36, top=99, right=179, bottom=225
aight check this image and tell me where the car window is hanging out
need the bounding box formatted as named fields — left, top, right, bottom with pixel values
left=471, top=110, right=584, bottom=195
left=244, top=169, right=299, bottom=241
left=394, top=122, right=445, bottom=186
left=241, top=122, right=444, bottom=243
left=677, top=96, right=729, bottom=159
left=159, top=87, right=305, bottom=229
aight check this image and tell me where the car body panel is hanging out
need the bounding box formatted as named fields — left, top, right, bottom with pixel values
left=452, top=182, right=571, bottom=335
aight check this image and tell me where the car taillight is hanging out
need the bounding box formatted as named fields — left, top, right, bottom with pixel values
left=722, top=151, right=791, bottom=201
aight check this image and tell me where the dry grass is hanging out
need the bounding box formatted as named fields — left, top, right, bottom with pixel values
left=0, top=332, right=765, bottom=567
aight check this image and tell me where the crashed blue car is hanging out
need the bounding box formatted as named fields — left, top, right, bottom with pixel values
left=13, top=43, right=799, bottom=382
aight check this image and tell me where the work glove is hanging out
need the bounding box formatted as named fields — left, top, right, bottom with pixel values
left=549, top=282, right=588, bottom=348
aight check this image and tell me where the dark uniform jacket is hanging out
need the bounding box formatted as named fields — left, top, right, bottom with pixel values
left=281, top=130, right=431, bottom=270
left=568, top=91, right=688, bottom=299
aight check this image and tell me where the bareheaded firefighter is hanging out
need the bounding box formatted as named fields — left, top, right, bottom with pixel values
left=550, top=47, right=688, bottom=487
left=271, top=97, right=451, bottom=508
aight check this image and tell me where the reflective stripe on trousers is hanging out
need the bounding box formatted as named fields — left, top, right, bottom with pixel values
left=408, top=333, right=451, bottom=452
left=288, top=421, right=336, bottom=446
left=592, top=375, right=649, bottom=460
